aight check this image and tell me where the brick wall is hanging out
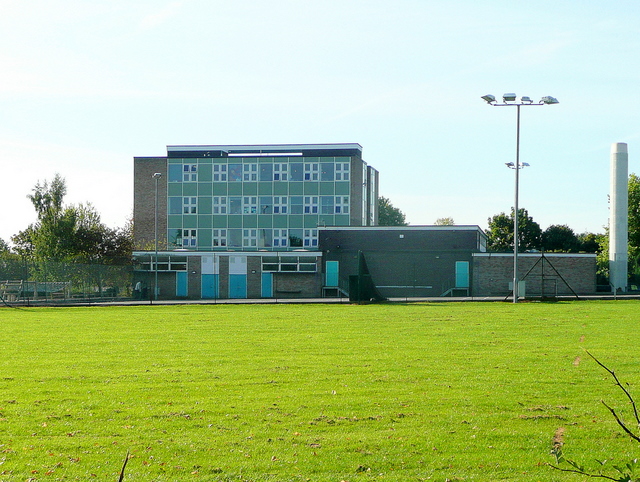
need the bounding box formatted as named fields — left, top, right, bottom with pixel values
left=473, top=253, right=597, bottom=297
left=133, top=157, right=167, bottom=249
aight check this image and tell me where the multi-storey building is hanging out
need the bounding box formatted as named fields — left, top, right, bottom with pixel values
left=133, top=143, right=378, bottom=299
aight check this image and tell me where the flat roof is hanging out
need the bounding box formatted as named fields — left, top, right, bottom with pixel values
left=167, top=143, right=363, bottom=158
left=318, top=225, right=486, bottom=234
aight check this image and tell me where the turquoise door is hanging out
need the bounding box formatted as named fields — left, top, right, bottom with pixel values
left=261, top=273, right=273, bottom=298
left=455, top=261, right=470, bottom=288
left=229, top=274, right=247, bottom=299
left=202, top=274, right=219, bottom=299
left=326, top=261, right=339, bottom=287
left=176, top=272, right=188, bottom=297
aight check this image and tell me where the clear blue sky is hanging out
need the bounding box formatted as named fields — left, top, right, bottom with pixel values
left=2, top=0, right=640, bottom=244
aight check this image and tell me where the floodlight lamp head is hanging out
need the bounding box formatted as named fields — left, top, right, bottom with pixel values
left=541, top=96, right=559, bottom=104
left=505, top=162, right=515, bottom=168
left=521, top=162, right=530, bottom=167
left=481, top=94, right=496, bottom=104
left=152, top=172, right=162, bottom=178
left=503, top=93, right=517, bottom=102
left=521, top=96, right=533, bottom=103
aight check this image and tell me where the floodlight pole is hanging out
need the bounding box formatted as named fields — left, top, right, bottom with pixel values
left=481, top=94, right=558, bottom=303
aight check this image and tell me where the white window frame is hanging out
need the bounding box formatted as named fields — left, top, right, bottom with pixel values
left=273, top=196, right=288, bottom=214
left=335, top=162, right=350, bottom=181
left=273, top=229, right=288, bottom=247
left=243, top=229, right=258, bottom=247
left=213, top=164, right=227, bottom=182
left=274, top=163, right=288, bottom=181
left=213, top=196, right=227, bottom=214
left=183, top=164, right=197, bottom=182
left=304, top=196, right=318, bottom=214
left=243, top=163, right=258, bottom=181
left=183, top=197, right=197, bottom=214
left=243, top=196, right=258, bottom=214
left=182, top=229, right=197, bottom=247
left=303, top=229, right=318, bottom=248
left=213, top=229, right=227, bottom=247
left=335, top=196, right=349, bottom=214
left=304, top=163, right=319, bottom=181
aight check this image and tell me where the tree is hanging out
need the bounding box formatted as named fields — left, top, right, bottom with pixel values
left=542, top=225, right=580, bottom=252
left=486, top=208, right=542, bottom=252
left=577, top=232, right=600, bottom=253
left=12, top=175, right=132, bottom=264
left=434, top=217, right=455, bottom=226
left=378, top=196, right=407, bottom=226
left=629, top=173, right=640, bottom=276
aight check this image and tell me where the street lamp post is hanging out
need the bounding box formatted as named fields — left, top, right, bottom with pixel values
left=153, top=172, right=163, bottom=302
left=481, top=94, right=558, bottom=303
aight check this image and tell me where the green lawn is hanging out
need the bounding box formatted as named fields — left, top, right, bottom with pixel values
left=0, top=301, right=639, bottom=481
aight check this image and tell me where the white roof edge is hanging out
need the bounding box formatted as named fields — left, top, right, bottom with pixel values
left=133, top=251, right=322, bottom=257
left=473, top=252, right=596, bottom=257
left=167, top=143, right=363, bottom=152
left=318, top=225, right=486, bottom=233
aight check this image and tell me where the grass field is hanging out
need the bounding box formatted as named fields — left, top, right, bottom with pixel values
left=0, top=301, right=639, bottom=481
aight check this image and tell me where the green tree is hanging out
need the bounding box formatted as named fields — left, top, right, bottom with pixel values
left=577, top=232, right=600, bottom=253
left=486, top=208, right=542, bottom=252
left=629, top=173, right=640, bottom=276
left=378, top=196, right=407, bottom=226
left=542, top=225, right=580, bottom=252
left=12, top=175, right=132, bottom=264
left=434, top=217, right=455, bottom=225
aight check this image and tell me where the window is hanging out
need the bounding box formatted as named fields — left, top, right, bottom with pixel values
left=213, top=164, right=227, bottom=182
left=229, top=197, right=242, bottom=215
left=243, top=163, right=258, bottom=181
left=213, top=196, right=227, bottom=214
left=273, top=229, right=288, bottom=247
left=273, top=196, right=288, bottom=214
left=213, top=229, right=227, bottom=247
left=259, top=163, right=273, bottom=182
left=320, top=163, right=334, bottom=181
left=320, top=196, right=334, bottom=214
left=169, top=197, right=182, bottom=214
left=335, top=162, right=350, bottom=181
left=243, top=196, right=257, bottom=214
left=289, top=229, right=303, bottom=247
left=228, top=164, right=242, bottom=182
left=274, top=163, right=288, bottom=181
left=304, top=163, right=319, bottom=181
left=261, top=256, right=317, bottom=273
left=259, top=196, right=272, bottom=214
left=290, top=196, right=303, bottom=214
left=335, top=196, right=349, bottom=214
left=182, top=229, right=197, bottom=247
left=183, top=197, right=197, bottom=214
left=304, top=196, right=318, bottom=214
left=243, top=229, right=258, bottom=247
left=183, top=164, right=197, bottom=182
left=304, top=229, right=318, bottom=248
left=289, top=163, right=303, bottom=181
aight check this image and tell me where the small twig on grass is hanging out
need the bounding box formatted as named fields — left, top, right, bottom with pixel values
left=548, top=351, right=640, bottom=480
left=118, top=450, right=130, bottom=482
left=586, top=350, right=640, bottom=430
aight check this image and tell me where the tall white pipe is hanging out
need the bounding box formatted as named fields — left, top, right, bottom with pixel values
left=609, top=142, right=628, bottom=292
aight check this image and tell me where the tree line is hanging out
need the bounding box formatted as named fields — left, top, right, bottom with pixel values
left=0, top=174, right=132, bottom=268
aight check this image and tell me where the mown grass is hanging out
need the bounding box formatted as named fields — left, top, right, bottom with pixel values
left=0, top=301, right=639, bottom=481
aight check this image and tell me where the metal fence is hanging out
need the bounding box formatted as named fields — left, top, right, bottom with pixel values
left=0, top=257, right=134, bottom=304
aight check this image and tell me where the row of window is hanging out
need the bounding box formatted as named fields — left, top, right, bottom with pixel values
left=171, top=196, right=350, bottom=215
left=171, top=228, right=319, bottom=249
left=171, top=162, right=350, bottom=183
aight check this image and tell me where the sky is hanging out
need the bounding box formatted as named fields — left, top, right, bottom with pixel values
left=2, top=0, right=640, bottom=244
